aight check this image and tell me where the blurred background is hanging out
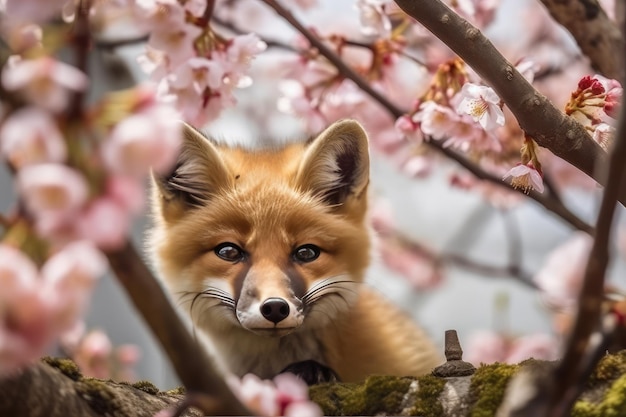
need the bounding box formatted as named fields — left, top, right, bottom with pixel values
left=2, top=0, right=623, bottom=389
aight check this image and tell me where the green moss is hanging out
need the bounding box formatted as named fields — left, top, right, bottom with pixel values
left=309, top=375, right=412, bottom=416
left=409, top=374, right=446, bottom=417
left=571, top=374, right=626, bottom=417
left=572, top=401, right=596, bottom=417
left=164, top=386, right=186, bottom=396
left=41, top=357, right=81, bottom=381
left=589, top=351, right=626, bottom=386
left=599, top=374, right=626, bottom=417
left=469, top=363, right=519, bottom=417
left=76, top=378, right=121, bottom=415
left=132, top=380, right=160, bottom=395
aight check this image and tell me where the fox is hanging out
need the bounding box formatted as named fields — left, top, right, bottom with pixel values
left=147, top=119, right=441, bottom=384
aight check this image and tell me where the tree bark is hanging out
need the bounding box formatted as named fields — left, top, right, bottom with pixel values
left=3, top=353, right=626, bottom=417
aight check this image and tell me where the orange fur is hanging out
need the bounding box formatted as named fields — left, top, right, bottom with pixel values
left=147, top=119, right=441, bottom=382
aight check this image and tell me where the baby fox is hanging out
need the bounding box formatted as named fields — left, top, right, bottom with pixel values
left=148, top=119, right=441, bottom=383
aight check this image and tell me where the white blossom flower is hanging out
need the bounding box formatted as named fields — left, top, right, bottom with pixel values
left=2, top=56, right=88, bottom=113
left=455, top=83, right=505, bottom=130
left=355, top=0, right=391, bottom=38
left=502, top=163, right=544, bottom=194
left=17, top=163, right=89, bottom=217
left=0, top=107, right=66, bottom=168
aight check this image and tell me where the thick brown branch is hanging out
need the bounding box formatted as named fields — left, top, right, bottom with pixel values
left=546, top=13, right=626, bottom=417
left=0, top=360, right=201, bottom=417
left=259, top=0, right=594, bottom=235
left=392, top=0, right=612, bottom=201
left=538, top=0, right=625, bottom=81
left=105, top=242, right=249, bottom=415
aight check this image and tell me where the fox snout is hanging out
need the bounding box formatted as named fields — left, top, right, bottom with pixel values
left=234, top=264, right=305, bottom=336
left=236, top=290, right=304, bottom=337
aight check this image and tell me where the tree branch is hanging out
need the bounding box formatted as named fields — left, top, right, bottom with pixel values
left=392, top=0, right=613, bottom=203
left=537, top=0, right=624, bottom=81
left=105, top=242, right=249, bottom=415
left=258, top=0, right=594, bottom=235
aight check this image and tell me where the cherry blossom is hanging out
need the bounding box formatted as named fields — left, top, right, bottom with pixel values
left=0, top=242, right=106, bottom=374
left=17, top=163, right=89, bottom=218
left=592, top=122, right=615, bottom=151
left=0, top=107, right=66, bottom=168
left=77, top=197, right=131, bottom=250
left=101, top=103, right=181, bottom=177
left=1, top=56, right=88, bottom=113
left=355, top=0, right=392, bottom=38
left=226, top=372, right=322, bottom=417
left=148, top=21, right=203, bottom=69
left=465, top=330, right=559, bottom=366
left=394, top=115, right=423, bottom=145
left=534, top=232, right=593, bottom=309
left=2, top=0, right=66, bottom=24
left=502, top=163, right=544, bottom=194
left=455, top=83, right=505, bottom=131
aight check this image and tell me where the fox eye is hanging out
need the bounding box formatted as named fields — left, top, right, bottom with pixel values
left=214, top=243, right=245, bottom=262
left=293, top=244, right=321, bottom=263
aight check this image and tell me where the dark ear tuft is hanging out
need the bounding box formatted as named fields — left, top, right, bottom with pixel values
left=296, top=119, right=370, bottom=206
left=153, top=123, right=232, bottom=210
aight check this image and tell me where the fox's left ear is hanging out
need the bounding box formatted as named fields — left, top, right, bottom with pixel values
left=296, top=119, right=370, bottom=206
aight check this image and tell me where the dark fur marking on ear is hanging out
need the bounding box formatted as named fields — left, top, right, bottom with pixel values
left=325, top=142, right=360, bottom=206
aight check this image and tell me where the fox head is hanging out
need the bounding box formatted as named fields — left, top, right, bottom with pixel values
left=148, top=119, right=371, bottom=339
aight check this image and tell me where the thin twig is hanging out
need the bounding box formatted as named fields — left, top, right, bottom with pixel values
left=259, top=0, right=594, bottom=235
left=68, top=0, right=91, bottom=119
left=95, top=34, right=149, bottom=50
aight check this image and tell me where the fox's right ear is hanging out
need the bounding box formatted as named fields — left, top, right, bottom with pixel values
left=152, top=123, right=231, bottom=218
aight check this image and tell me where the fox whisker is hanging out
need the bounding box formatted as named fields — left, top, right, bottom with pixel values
left=302, top=278, right=358, bottom=305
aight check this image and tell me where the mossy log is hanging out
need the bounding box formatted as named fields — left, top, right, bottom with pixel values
left=2, top=352, right=626, bottom=416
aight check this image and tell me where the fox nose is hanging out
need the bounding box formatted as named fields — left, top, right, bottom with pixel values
left=260, top=298, right=290, bottom=324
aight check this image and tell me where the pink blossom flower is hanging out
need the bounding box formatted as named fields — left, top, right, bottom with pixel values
left=592, top=122, right=615, bottom=151
left=78, top=197, right=130, bottom=250
left=275, top=373, right=322, bottom=416
left=465, top=330, right=559, bottom=366
left=169, top=57, right=225, bottom=93
left=131, top=0, right=186, bottom=31
left=226, top=372, right=322, bottom=417
left=395, top=115, right=423, bottom=145
left=42, top=240, right=107, bottom=326
left=2, top=56, right=88, bottom=113
left=222, top=33, right=268, bottom=78
left=73, top=330, right=113, bottom=379
left=0, top=107, right=66, bottom=168
left=277, top=80, right=327, bottom=132
left=101, top=104, right=181, bottom=177
left=0, top=242, right=105, bottom=374
left=534, top=232, right=592, bottom=309
left=502, top=163, right=544, bottom=194
left=415, top=101, right=460, bottom=140
left=148, top=21, right=202, bottom=68
left=355, top=0, right=392, bottom=38
left=455, top=83, right=505, bottom=131
left=505, top=333, right=559, bottom=364
left=106, top=176, right=145, bottom=214
left=17, top=163, right=89, bottom=218
left=3, top=0, right=66, bottom=24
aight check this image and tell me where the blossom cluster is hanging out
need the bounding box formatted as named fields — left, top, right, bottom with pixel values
left=0, top=0, right=184, bottom=374
left=566, top=74, right=623, bottom=151
left=0, top=241, right=107, bottom=373
left=133, top=0, right=267, bottom=126
left=155, top=372, right=322, bottom=417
